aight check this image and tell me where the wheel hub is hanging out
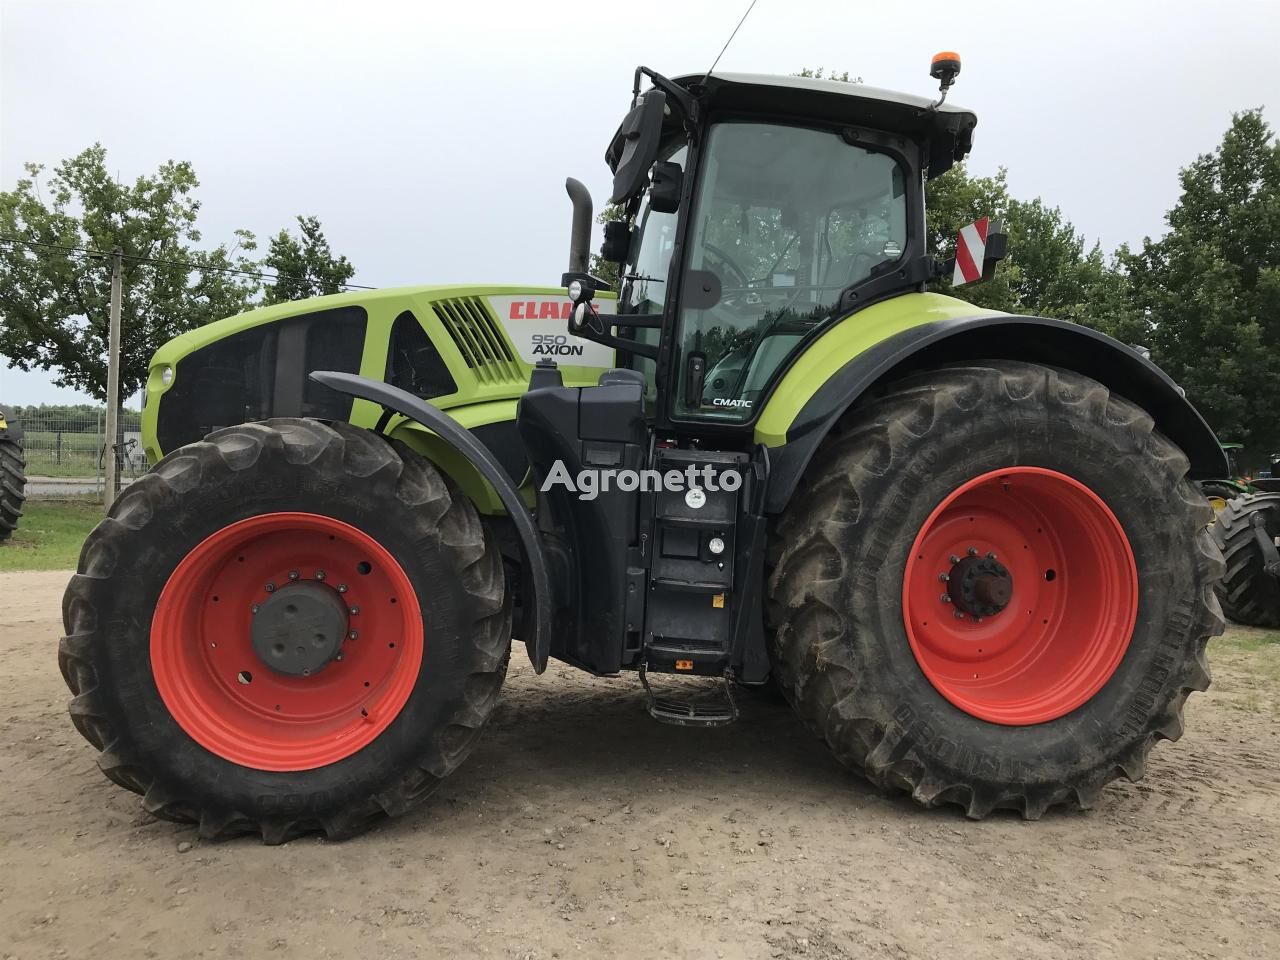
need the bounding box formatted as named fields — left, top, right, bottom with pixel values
left=947, top=554, right=1013, bottom=618
left=250, top=580, right=350, bottom=677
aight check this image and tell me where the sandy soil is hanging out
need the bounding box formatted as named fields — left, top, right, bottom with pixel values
left=1, top=569, right=1277, bottom=959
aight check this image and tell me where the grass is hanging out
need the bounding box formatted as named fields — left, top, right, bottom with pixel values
left=22, top=429, right=104, bottom=478
left=0, top=499, right=102, bottom=571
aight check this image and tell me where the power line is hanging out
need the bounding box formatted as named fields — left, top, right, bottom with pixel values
left=0, top=234, right=376, bottom=291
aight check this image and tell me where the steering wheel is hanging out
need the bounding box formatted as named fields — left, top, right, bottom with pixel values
left=701, top=242, right=750, bottom=292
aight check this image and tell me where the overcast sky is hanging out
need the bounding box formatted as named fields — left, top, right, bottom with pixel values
left=2, top=0, right=1277, bottom=404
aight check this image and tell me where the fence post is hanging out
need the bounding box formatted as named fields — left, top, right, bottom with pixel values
left=104, top=246, right=123, bottom=511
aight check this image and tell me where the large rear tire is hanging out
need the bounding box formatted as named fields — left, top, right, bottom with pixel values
left=60, top=419, right=510, bottom=843
left=0, top=405, right=26, bottom=542
left=1211, top=493, right=1280, bottom=627
left=767, top=361, right=1223, bottom=819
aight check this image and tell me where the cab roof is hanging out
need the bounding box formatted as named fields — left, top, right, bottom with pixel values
left=675, top=71, right=977, bottom=177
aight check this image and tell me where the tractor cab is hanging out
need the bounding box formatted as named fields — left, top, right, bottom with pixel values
left=513, top=64, right=979, bottom=713
left=559, top=66, right=976, bottom=430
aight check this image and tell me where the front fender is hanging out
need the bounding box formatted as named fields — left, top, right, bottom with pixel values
left=310, top=371, right=552, bottom=674
left=759, top=312, right=1226, bottom=514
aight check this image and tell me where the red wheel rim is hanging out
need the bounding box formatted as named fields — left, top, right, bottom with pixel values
left=902, top=468, right=1137, bottom=725
left=151, top=512, right=423, bottom=771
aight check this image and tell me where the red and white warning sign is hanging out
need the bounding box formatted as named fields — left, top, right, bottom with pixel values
left=953, top=217, right=989, bottom=287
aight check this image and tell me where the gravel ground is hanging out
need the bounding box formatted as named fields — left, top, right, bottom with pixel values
left=1, top=569, right=1277, bottom=959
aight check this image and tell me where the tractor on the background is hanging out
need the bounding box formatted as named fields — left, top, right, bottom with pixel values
left=0, top=405, right=26, bottom=541
left=60, top=56, right=1226, bottom=843
left=1200, top=442, right=1256, bottom=511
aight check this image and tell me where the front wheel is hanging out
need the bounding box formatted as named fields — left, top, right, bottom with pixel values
left=767, top=361, right=1224, bottom=818
left=60, top=419, right=510, bottom=843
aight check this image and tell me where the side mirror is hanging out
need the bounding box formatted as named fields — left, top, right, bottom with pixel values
left=649, top=160, right=683, bottom=214
left=606, top=90, right=667, bottom=204
left=600, top=220, right=631, bottom=264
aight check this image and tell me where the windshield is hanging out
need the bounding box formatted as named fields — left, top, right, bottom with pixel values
left=673, top=122, right=907, bottom=421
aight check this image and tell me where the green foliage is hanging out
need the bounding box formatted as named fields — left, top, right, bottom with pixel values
left=262, top=215, right=355, bottom=305
left=794, top=67, right=862, bottom=83
left=1115, top=110, right=1280, bottom=463
left=590, top=203, right=625, bottom=290
left=12, top=403, right=140, bottom=431
left=0, top=145, right=355, bottom=404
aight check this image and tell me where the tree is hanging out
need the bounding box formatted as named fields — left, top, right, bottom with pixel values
left=261, top=215, right=355, bottom=304
left=1117, top=110, right=1280, bottom=463
left=0, top=145, right=260, bottom=404
left=0, top=145, right=358, bottom=407
left=590, top=204, right=625, bottom=290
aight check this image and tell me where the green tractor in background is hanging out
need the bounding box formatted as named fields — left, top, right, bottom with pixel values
left=0, top=404, right=26, bottom=542
left=1209, top=447, right=1280, bottom=627
left=1198, top=442, right=1280, bottom=512
left=61, top=56, right=1227, bottom=843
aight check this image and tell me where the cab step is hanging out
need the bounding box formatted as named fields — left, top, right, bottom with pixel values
left=639, top=664, right=739, bottom=727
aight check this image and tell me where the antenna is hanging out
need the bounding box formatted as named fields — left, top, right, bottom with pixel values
left=701, top=0, right=761, bottom=85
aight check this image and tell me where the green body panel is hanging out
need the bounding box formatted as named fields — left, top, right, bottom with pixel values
left=141, top=284, right=616, bottom=512
left=143, top=283, right=1004, bottom=516
left=753, top=292, right=1004, bottom=447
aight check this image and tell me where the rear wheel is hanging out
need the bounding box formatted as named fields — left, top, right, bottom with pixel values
left=60, top=419, right=510, bottom=842
left=0, top=405, right=25, bottom=542
left=767, top=361, right=1223, bottom=818
left=1211, top=493, right=1280, bottom=627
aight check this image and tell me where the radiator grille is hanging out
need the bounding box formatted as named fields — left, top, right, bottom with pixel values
left=431, top=297, right=522, bottom=385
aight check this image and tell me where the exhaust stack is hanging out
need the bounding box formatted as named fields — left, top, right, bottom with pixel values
left=564, top=178, right=593, bottom=277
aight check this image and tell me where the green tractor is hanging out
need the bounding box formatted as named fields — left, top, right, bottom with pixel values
left=0, top=404, right=25, bottom=542
left=61, top=57, right=1227, bottom=843
left=1210, top=449, right=1280, bottom=627
left=1200, top=442, right=1254, bottom=512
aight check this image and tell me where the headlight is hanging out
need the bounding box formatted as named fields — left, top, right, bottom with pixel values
left=159, top=365, right=174, bottom=386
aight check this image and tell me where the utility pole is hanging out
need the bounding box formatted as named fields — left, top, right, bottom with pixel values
left=103, top=246, right=122, bottom=512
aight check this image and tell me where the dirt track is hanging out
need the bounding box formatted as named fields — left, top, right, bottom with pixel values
left=1, top=569, right=1278, bottom=959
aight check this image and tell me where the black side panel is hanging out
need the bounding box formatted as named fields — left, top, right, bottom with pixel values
left=765, top=315, right=1228, bottom=513
left=471, top=420, right=528, bottom=486
left=518, top=376, right=647, bottom=675
left=157, top=307, right=367, bottom=454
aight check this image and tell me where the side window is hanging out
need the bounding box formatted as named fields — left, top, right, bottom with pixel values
left=385, top=311, right=458, bottom=400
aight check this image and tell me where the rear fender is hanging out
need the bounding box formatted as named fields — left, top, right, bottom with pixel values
left=760, top=314, right=1227, bottom=514
left=310, top=371, right=552, bottom=673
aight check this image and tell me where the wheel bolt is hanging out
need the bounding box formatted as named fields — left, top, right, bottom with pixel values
left=940, top=594, right=952, bottom=604
left=938, top=572, right=950, bottom=582
left=967, top=546, right=978, bottom=557
left=315, top=570, right=326, bottom=581
left=986, top=551, right=997, bottom=560
left=335, top=653, right=344, bottom=662
left=337, top=584, right=348, bottom=594
left=349, top=630, right=359, bottom=640
left=264, top=582, right=276, bottom=593
left=950, top=555, right=961, bottom=565
left=251, top=604, right=259, bottom=614
left=954, top=609, right=965, bottom=620
left=350, top=606, right=360, bottom=615
left=288, top=570, right=300, bottom=581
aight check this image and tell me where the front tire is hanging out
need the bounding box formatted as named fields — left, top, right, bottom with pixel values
left=60, top=419, right=510, bottom=843
left=767, top=361, right=1223, bottom=818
